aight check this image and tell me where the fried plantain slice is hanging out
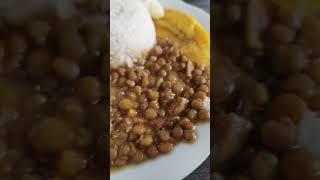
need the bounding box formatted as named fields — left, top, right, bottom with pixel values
left=154, top=9, right=210, bottom=67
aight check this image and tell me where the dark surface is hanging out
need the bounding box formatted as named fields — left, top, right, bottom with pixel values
left=184, top=157, right=210, bottom=180
left=183, top=0, right=210, bottom=180
left=185, top=0, right=210, bottom=12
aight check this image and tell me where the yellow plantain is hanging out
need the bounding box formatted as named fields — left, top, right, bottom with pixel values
left=154, top=9, right=210, bottom=67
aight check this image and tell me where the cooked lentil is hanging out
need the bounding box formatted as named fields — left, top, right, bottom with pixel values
left=110, top=40, right=210, bottom=167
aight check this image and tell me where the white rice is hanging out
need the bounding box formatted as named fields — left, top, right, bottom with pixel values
left=110, top=0, right=157, bottom=69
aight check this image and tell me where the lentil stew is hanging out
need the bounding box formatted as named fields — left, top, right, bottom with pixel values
left=110, top=39, right=211, bottom=167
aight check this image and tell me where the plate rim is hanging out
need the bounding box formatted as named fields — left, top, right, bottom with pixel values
left=111, top=1, right=211, bottom=179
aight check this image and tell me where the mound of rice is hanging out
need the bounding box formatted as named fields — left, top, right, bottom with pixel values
left=110, top=0, right=159, bottom=69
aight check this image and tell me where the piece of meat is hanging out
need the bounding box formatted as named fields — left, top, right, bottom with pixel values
left=186, top=60, right=194, bottom=78
left=168, top=97, right=189, bottom=116
left=152, top=118, right=167, bottom=129
left=213, top=113, right=253, bottom=167
left=152, top=116, right=179, bottom=129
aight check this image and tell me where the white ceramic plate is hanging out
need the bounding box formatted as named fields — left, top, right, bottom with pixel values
left=111, top=1, right=210, bottom=180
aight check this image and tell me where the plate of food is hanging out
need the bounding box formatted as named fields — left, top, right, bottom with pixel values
left=110, top=0, right=211, bottom=180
